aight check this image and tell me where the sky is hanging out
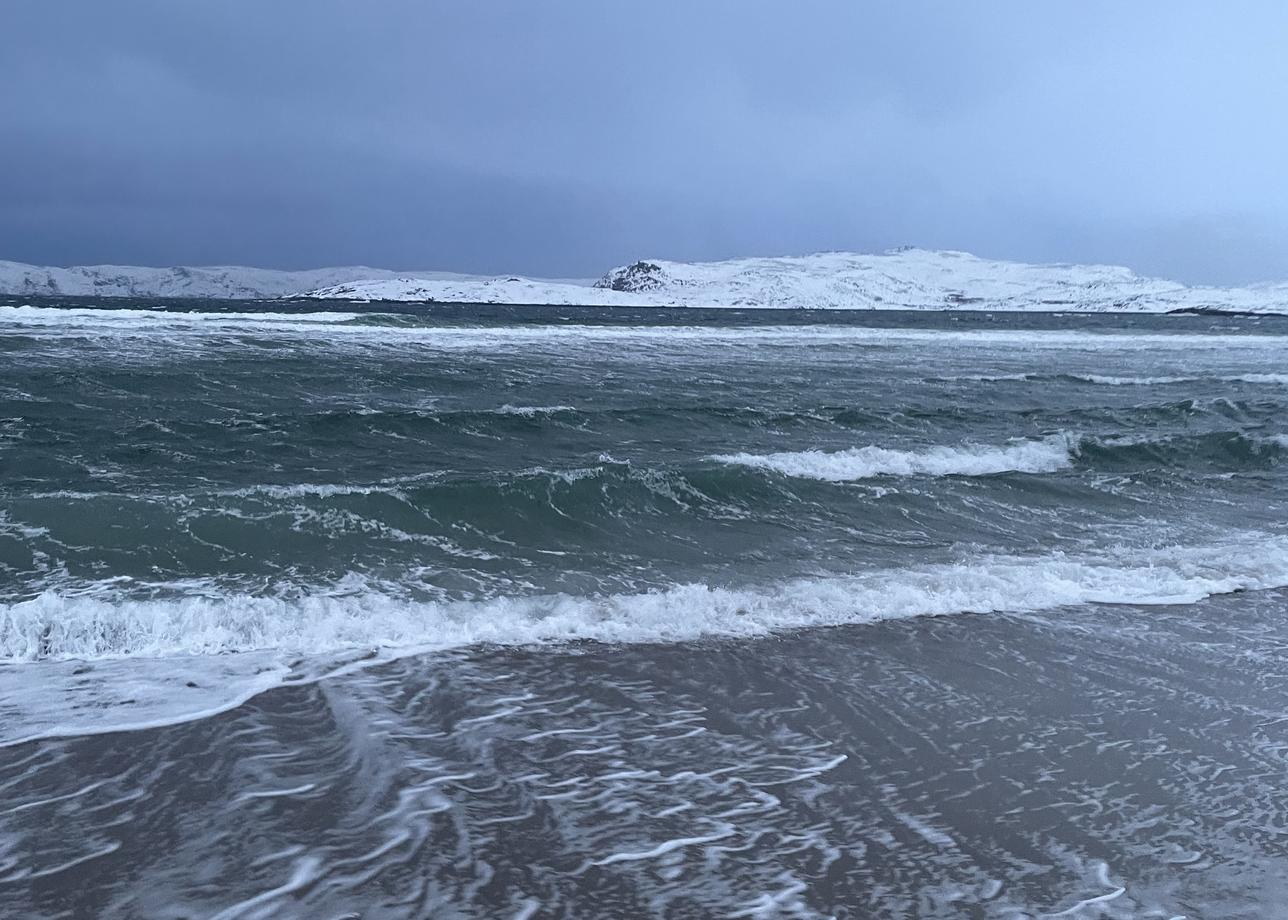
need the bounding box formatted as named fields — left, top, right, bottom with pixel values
left=2, top=1, right=1286, bottom=285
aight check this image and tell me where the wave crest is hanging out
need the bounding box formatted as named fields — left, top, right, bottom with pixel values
left=712, top=435, right=1076, bottom=481
left=5, top=535, right=1287, bottom=663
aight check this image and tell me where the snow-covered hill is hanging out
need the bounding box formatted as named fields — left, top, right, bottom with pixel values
left=4, top=250, right=1287, bottom=313
left=590, top=249, right=1288, bottom=313
left=0, top=261, right=495, bottom=300
left=302, top=249, right=1288, bottom=314
left=297, top=276, right=621, bottom=306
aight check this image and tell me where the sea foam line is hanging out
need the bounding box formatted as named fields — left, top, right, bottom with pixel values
left=5, top=535, right=1286, bottom=746
left=938, top=372, right=1288, bottom=385
left=712, top=434, right=1075, bottom=481
left=495, top=404, right=578, bottom=417
left=4, top=306, right=1288, bottom=352
left=4, top=534, right=1287, bottom=664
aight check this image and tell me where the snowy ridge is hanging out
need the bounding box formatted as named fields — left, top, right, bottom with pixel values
left=297, top=275, right=618, bottom=306
left=590, top=249, right=1288, bottom=313
left=0, top=260, right=515, bottom=300
left=4, top=249, right=1288, bottom=313
left=304, top=249, right=1288, bottom=313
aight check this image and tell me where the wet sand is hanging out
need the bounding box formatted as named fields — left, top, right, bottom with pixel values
left=4, top=589, right=1286, bottom=918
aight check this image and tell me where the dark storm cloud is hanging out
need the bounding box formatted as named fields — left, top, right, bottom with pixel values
left=3, top=1, right=1286, bottom=283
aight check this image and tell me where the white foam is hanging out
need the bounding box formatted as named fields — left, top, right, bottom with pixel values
left=1077, top=373, right=1288, bottom=386
left=1075, top=374, right=1197, bottom=385
left=937, top=373, right=1035, bottom=382
left=1228, top=373, right=1288, bottom=385
left=4, top=533, right=1287, bottom=743
left=495, top=405, right=578, bottom=417
left=3, top=535, right=1285, bottom=666
left=712, top=435, right=1075, bottom=481
left=228, top=482, right=395, bottom=499
left=0, top=652, right=294, bottom=746
left=938, top=372, right=1288, bottom=386
left=5, top=307, right=1288, bottom=354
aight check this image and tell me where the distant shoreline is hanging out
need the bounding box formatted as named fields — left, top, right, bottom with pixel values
left=3, top=249, right=1287, bottom=314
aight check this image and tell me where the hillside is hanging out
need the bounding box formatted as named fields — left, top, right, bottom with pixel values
left=4, top=250, right=1287, bottom=313
left=590, top=249, right=1288, bottom=313
left=305, top=249, right=1288, bottom=313
left=0, top=261, right=485, bottom=300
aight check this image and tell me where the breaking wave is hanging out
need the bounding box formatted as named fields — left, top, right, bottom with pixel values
left=712, top=435, right=1076, bottom=481
left=715, top=429, right=1288, bottom=482
left=494, top=404, right=579, bottom=417
left=5, top=535, right=1287, bottom=664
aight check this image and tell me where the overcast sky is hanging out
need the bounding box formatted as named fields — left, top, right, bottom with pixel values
left=3, top=2, right=1286, bottom=284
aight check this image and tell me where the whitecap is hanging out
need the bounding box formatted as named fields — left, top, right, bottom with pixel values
left=495, top=405, right=578, bottom=417
left=711, top=434, right=1075, bottom=481
left=5, top=532, right=1288, bottom=743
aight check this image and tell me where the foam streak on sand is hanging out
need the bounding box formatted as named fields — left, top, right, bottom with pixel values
left=713, top=435, right=1075, bottom=481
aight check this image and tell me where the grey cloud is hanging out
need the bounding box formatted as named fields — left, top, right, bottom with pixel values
left=2, top=1, right=1286, bottom=283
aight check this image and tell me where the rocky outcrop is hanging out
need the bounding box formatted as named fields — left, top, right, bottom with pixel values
left=594, top=261, right=669, bottom=292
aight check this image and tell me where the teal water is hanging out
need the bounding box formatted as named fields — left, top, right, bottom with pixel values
left=4, top=302, right=1287, bottom=638
left=2, top=300, right=1288, bottom=917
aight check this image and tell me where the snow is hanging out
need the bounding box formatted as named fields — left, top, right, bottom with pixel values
left=295, top=275, right=627, bottom=307
left=303, top=249, right=1288, bottom=313
left=0, top=261, right=552, bottom=300
left=588, top=249, right=1288, bottom=313
left=3, top=249, right=1286, bottom=313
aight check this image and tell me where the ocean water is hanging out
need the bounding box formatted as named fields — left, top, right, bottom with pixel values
left=2, top=298, right=1288, bottom=917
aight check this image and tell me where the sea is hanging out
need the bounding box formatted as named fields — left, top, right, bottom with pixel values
left=2, top=298, right=1288, bottom=918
